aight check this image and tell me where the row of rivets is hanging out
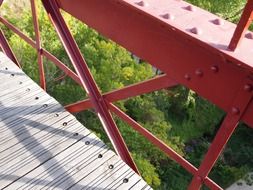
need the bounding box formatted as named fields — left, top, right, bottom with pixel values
left=135, top=1, right=253, bottom=39
left=184, top=65, right=219, bottom=81
left=230, top=83, right=252, bottom=115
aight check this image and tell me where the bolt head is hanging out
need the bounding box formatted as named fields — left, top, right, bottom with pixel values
left=245, top=33, right=253, bottom=39
left=184, top=74, right=191, bottom=81
left=185, top=5, right=196, bottom=12
left=135, top=1, right=148, bottom=7
left=212, top=19, right=224, bottom=26
left=195, top=69, right=203, bottom=77
left=244, top=84, right=252, bottom=92
left=211, top=66, right=219, bottom=73
left=160, top=13, right=174, bottom=20
left=190, top=27, right=202, bottom=35
left=231, top=107, right=240, bottom=115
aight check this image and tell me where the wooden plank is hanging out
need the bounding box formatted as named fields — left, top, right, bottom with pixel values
left=0, top=90, right=49, bottom=121
left=48, top=152, right=117, bottom=190
left=6, top=134, right=107, bottom=189
left=0, top=117, right=80, bottom=166
left=75, top=160, right=125, bottom=189
left=0, top=81, right=41, bottom=102
left=101, top=166, right=133, bottom=189
left=0, top=97, right=62, bottom=129
left=115, top=172, right=147, bottom=190
left=0, top=104, right=66, bottom=152
left=129, top=180, right=150, bottom=190
left=0, top=122, right=87, bottom=188
left=0, top=52, right=151, bottom=189
left=41, top=145, right=113, bottom=189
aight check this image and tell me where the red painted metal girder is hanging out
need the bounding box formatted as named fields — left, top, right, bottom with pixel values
left=0, top=16, right=82, bottom=85
left=42, top=0, right=139, bottom=173
left=189, top=78, right=253, bottom=189
left=108, top=102, right=222, bottom=190
left=229, top=0, right=253, bottom=50
left=65, top=74, right=177, bottom=113
left=57, top=0, right=253, bottom=128
left=0, top=28, right=20, bottom=67
left=31, top=0, right=46, bottom=90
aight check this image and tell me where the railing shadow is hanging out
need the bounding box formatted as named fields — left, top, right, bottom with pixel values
left=0, top=101, right=113, bottom=189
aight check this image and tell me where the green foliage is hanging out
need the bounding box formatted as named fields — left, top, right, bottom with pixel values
left=134, top=154, right=161, bottom=189
left=187, top=0, right=246, bottom=22
left=2, top=1, right=253, bottom=189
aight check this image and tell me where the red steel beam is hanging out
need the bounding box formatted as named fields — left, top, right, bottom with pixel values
left=65, top=74, right=177, bottom=113
left=0, top=16, right=82, bottom=86
left=0, top=28, right=20, bottom=67
left=108, top=102, right=222, bottom=190
left=188, top=79, right=253, bottom=189
left=31, top=0, right=46, bottom=90
left=57, top=0, right=253, bottom=128
left=41, top=0, right=139, bottom=173
left=229, top=0, right=253, bottom=50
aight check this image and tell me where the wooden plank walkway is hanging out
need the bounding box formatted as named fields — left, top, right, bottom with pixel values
left=0, top=52, right=151, bottom=190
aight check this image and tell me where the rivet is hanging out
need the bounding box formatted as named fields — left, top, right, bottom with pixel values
left=43, top=104, right=48, bottom=108
left=98, top=154, right=103, bottom=158
left=184, top=74, right=191, bottom=81
left=244, top=84, right=252, bottom=92
left=184, top=5, right=196, bottom=12
left=123, top=178, right=129, bottom=183
left=135, top=1, right=148, bottom=7
left=231, top=107, right=240, bottom=115
left=190, top=27, right=202, bottom=35
left=63, top=122, right=68, bottom=126
left=245, top=33, right=253, bottom=39
left=195, top=69, right=203, bottom=77
left=73, top=132, right=79, bottom=136
left=211, top=66, right=219, bottom=73
left=85, top=141, right=90, bottom=145
left=212, top=19, right=224, bottom=26
left=160, top=13, right=174, bottom=20
left=109, top=165, right=114, bottom=169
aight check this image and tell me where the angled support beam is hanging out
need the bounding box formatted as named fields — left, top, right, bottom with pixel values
left=188, top=78, right=253, bottom=190
left=0, top=0, right=19, bottom=67
left=31, top=0, right=46, bottom=90
left=0, top=28, right=20, bottom=67
left=65, top=74, right=177, bottom=113
left=41, top=0, right=139, bottom=173
left=108, top=102, right=222, bottom=190
left=229, top=0, right=253, bottom=50
left=0, top=16, right=82, bottom=85
left=58, top=0, right=253, bottom=128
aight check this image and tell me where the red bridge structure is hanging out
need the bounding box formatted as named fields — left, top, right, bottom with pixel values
left=0, top=0, right=253, bottom=189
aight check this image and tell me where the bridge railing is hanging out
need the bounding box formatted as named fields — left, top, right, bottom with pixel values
left=0, top=0, right=253, bottom=189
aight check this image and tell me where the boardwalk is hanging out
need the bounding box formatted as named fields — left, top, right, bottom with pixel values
left=0, top=52, right=151, bottom=190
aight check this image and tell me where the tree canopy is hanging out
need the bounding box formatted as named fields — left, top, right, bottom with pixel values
left=1, top=0, right=252, bottom=189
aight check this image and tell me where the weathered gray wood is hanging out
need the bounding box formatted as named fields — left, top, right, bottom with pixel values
left=0, top=52, right=151, bottom=189
left=0, top=100, right=62, bottom=145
